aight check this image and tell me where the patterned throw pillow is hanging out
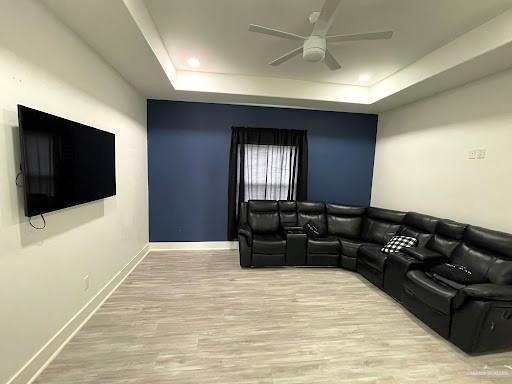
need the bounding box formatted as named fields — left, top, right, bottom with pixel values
left=303, top=220, right=321, bottom=239
left=431, top=263, right=483, bottom=284
left=381, top=236, right=418, bottom=254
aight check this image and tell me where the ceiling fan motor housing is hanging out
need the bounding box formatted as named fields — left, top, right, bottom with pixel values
left=303, top=36, right=326, bottom=62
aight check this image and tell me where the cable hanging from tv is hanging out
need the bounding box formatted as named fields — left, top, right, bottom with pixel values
left=15, top=163, right=23, bottom=187
left=29, top=214, right=46, bottom=230
left=15, top=163, right=46, bottom=229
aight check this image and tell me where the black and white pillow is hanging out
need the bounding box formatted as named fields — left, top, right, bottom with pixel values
left=303, top=220, right=321, bottom=238
left=431, top=263, right=482, bottom=284
left=381, top=236, right=418, bottom=254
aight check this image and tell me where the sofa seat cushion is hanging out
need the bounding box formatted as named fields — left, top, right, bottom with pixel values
left=404, top=270, right=458, bottom=315
left=358, top=245, right=388, bottom=272
left=339, top=238, right=372, bottom=258
left=252, top=234, right=286, bottom=254
left=307, top=236, right=340, bottom=254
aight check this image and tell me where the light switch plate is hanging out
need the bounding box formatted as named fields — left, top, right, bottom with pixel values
left=468, top=150, right=477, bottom=159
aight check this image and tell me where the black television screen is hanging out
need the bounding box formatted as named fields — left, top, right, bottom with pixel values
left=18, top=105, right=116, bottom=217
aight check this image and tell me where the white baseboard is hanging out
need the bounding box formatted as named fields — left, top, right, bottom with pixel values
left=149, top=241, right=238, bottom=251
left=7, top=243, right=150, bottom=384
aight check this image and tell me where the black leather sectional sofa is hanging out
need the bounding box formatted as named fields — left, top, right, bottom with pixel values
left=238, top=200, right=512, bottom=354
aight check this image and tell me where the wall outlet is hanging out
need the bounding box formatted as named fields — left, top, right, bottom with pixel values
left=477, top=149, right=487, bottom=159
left=468, top=149, right=487, bottom=160
left=84, top=275, right=90, bottom=291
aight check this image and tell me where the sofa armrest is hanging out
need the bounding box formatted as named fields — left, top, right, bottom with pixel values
left=401, top=247, right=447, bottom=262
left=463, top=284, right=512, bottom=301
left=453, top=284, right=512, bottom=309
left=280, top=226, right=304, bottom=236
left=238, top=225, right=253, bottom=244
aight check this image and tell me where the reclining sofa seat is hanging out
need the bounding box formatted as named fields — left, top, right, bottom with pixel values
left=238, top=200, right=286, bottom=267
left=356, top=208, right=407, bottom=287
left=358, top=211, right=439, bottom=288
left=239, top=200, right=368, bottom=267
left=298, top=202, right=371, bottom=267
left=403, top=225, right=512, bottom=352
left=325, top=204, right=367, bottom=271
left=384, top=218, right=466, bottom=301
left=297, top=201, right=341, bottom=266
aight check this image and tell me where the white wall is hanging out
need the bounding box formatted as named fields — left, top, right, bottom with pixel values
left=372, top=67, right=512, bottom=233
left=0, top=1, right=148, bottom=383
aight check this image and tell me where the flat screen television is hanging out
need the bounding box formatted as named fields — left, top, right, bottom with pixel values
left=18, top=105, right=116, bottom=217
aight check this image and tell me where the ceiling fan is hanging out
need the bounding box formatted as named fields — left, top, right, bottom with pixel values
left=248, top=0, right=393, bottom=71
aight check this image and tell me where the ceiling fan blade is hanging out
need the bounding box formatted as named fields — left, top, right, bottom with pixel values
left=324, top=49, right=341, bottom=71
left=249, top=24, right=305, bottom=41
left=327, top=31, right=394, bottom=43
left=269, top=46, right=303, bottom=66
left=312, top=0, right=342, bottom=36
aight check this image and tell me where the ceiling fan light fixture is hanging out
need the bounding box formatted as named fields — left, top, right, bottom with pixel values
left=187, top=57, right=200, bottom=68
left=303, top=36, right=326, bottom=62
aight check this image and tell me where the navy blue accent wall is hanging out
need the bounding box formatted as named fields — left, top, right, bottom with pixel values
left=148, top=100, right=377, bottom=241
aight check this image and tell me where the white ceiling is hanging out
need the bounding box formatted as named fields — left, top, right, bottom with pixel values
left=43, top=0, right=512, bottom=113
left=43, top=0, right=171, bottom=98
left=146, top=0, right=511, bottom=86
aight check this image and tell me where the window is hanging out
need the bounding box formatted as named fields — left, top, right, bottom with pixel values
left=227, top=127, right=308, bottom=240
left=240, top=144, right=297, bottom=201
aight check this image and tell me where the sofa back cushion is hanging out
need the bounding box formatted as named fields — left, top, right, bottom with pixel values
left=462, top=226, right=512, bottom=285
left=396, top=212, right=439, bottom=247
left=278, top=200, right=297, bottom=228
left=326, top=203, right=365, bottom=239
left=427, top=219, right=466, bottom=257
left=361, top=220, right=400, bottom=245
left=360, top=207, right=406, bottom=245
left=297, top=201, right=326, bottom=236
left=464, top=226, right=512, bottom=259
left=488, top=259, right=512, bottom=285
left=248, top=200, right=279, bottom=233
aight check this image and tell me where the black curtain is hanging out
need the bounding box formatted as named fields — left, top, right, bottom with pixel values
left=227, top=127, right=308, bottom=240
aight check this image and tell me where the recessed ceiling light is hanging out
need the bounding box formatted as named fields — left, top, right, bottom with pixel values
left=187, top=57, right=200, bottom=68
left=359, top=74, right=371, bottom=82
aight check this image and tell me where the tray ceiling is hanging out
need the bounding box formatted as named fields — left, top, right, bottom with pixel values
left=43, top=0, right=512, bottom=113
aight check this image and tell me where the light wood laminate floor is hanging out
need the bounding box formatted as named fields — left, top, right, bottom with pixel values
left=35, top=250, right=512, bottom=383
